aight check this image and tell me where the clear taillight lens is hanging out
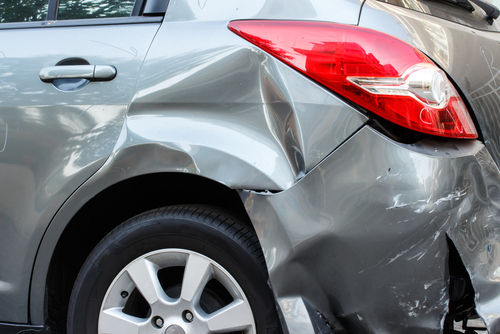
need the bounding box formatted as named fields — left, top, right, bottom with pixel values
left=228, top=20, right=477, bottom=139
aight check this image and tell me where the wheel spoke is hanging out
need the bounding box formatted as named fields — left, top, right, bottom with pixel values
left=207, top=299, right=254, bottom=333
left=99, top=307, right=144, bottom=334
left=180, top=253, right=212, bottom=303
left=126, top=257, right=166, bottom=305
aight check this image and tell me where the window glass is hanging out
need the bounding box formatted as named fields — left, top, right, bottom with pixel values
left=57, top=0, right=135, bottom=20
left=0, top=0, right=49, bottom=23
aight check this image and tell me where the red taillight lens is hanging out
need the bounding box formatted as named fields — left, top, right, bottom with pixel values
left=228, top=20, right=477, bottom=139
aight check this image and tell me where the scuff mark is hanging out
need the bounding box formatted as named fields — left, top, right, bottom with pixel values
left=244, top=189, right=276, bottom=195
left=386, top=243, right=419, bottom=265
left=432, top=190, right=467, bottom=207
left=0, top=121, right=7, bottom=153
left=243, top=124, right=500, bottom=332
left=386, top=190, right=466, bottom=213
left=376, top=167, right=400, bottom=181
left=385, top=193, right=427, bottom=211
left=398, top=299, right=420, bottom=317
left=407, top=250, right=427, bottom=261
left=480, top=46, right=498, bottom=87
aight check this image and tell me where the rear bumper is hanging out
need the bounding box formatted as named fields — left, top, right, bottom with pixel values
left=242, top=126, right=500, bottom=333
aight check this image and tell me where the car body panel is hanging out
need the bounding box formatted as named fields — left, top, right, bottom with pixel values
left=29, top=15, right=368, bottom=324
left=242, top=126, right=500, bottom=333
left=128, top=20, right=368, bottom=189
left=164, top=0, right=363, bottom=24
left=0, top=22, right=160, bottom=323
left=358, top=4, right=500, bottom=330
left=1, top=0, right=498, bottom=332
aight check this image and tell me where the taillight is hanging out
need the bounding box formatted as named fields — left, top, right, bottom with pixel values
left=228, top=20, right=477, bottom=139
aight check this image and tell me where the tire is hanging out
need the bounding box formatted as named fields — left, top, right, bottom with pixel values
left=67, top=205, right=282, bottom=334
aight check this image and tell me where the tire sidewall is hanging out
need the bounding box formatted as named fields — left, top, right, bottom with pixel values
left=67, top=210, right=278, bottom=334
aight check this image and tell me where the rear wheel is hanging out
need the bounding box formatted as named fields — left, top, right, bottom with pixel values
left=67, top=206, right=281, bottom=334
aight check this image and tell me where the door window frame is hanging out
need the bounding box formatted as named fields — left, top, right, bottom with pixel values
left=0, top=0, right=165, bottom=30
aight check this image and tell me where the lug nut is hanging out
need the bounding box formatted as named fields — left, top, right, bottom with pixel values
left=120, top=291, right=129, bottom=298
left=152, top=316, right=164, bottom=328
left=183, top=310, right=194, bottom=323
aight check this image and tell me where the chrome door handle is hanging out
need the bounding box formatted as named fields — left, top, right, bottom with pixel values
left=39, top=65, right=117, bottom=82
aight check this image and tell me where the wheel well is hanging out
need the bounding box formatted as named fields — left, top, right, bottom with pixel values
left=444, top=237, right=478, bottom=333
left=45, top=173, right=255, bottom=333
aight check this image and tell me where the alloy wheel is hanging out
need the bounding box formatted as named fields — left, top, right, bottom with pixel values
left=98, top=248, right=256, bottom=334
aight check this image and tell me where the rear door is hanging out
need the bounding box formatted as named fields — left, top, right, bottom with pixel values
left=0, top=0, right=163, bottom=323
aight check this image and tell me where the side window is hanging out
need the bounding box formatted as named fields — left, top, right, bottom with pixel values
left=57, top=0, right=136, bottom=20
left=0, top=0, right=49, bottom=23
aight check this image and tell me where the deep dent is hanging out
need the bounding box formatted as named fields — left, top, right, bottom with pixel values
left=242, top=127, right=500, bottom=334
left=123, top=21, right=367, bottom=191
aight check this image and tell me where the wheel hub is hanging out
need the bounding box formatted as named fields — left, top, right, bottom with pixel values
left=165, top=324, right=185, bottom=334
left=98, top=248, right=256, bottom=334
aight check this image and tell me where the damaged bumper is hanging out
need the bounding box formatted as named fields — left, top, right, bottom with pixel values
left=242, top=126, right=500, bottom=333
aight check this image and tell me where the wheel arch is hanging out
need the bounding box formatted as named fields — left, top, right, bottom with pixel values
left=31, top=171, right=257, bottom=330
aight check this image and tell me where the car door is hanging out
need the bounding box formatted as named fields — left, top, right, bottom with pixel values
left=0, top=0, right=164, bottom=323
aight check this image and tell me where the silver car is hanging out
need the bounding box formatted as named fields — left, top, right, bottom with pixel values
left=0, top=0, right=499, bottom=333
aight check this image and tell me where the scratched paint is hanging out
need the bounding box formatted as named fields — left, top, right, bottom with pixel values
left=243, top=127, right=500, bottom=334
left=0, top=119, right=6, bottom=153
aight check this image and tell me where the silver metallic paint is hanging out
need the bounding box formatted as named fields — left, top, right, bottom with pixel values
left=278, top=297, right=317, bottom=334
left=164, top=0, right=363, bottom=24
left=358, top=4, right=500, bottom=330
left=29, top=16, right=367, bottom=325
left=129, top=21, right=368, bottom=188
left=0, top=0, right=497, bottom=332
left=278, top=296, right=337, bottom=334
left=0, top=23, right=160, bottom=323
left=242, top=126, right=500, bottom=333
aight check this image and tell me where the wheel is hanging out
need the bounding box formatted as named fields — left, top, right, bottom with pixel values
left=67, top=206, right=281, bottom=334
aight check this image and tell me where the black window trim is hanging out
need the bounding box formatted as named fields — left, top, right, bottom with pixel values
left=0, top=0, right=166, bottom=30
left=132, top=0, right=147, bottom=16
left=47, top=0, right=58, bottom=20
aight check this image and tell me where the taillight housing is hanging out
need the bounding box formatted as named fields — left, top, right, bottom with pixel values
left=228, top=20, right=477, bottom=139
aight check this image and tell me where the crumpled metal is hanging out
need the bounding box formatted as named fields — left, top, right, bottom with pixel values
left=242, top=126, right=500, bottom=333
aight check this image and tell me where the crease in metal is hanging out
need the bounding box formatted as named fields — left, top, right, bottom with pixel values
left=242, top=126, right=500, bottom=333
left=120, top=20, right=367, bottom=191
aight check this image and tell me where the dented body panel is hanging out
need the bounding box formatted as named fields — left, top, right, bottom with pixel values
left=356, top=4, right=500, bottom=331
left=29, top=13, right=367, bottom=325
left=242, top=126, right=500, bottom=333
left=126, top=19, right=368, bottom=189
left=0, top=0, right=498, bottom=333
